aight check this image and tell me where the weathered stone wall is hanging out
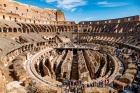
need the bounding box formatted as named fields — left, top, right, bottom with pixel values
left=77, top=50, right=90, bottom=81
left=77, top=15, right=140, bottom=33
left=0, top=0, right=65, bottom=22
left=56, top=10, right=65, bottom=21
left=61, top=50, right=73, bottom=79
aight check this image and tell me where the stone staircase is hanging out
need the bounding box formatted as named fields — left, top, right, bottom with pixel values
left=70, top=53, right=79, bottom=80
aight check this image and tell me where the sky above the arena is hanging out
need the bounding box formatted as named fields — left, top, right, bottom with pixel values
left=14, top=0, right=140, bottom=23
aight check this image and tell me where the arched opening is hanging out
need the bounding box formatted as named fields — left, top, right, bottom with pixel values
left=63, top=72, right=67, bottom=78
left=16, top=7, right=18, bottom=10
left=3, top=15, right=5, bottom=19
left=47, top=29, right=49, bottom=32
left=0, top=28, right=2, bottom=32
left=3, top=27, right=7, bottom=32
left=9, top=27, right=12, bottom=32
left=53, top=63, right=56, bottom=72
left=30, top=28, right=34, bottom=32
left=9, top=16, right=11, bottom=20
left=13, top=28, right=17, bottom=32
left=45, top=59, right=51, bottom=72
left=83, top=29, right=87, bottom=32
left=4, top=4, right=6, bottom=7
left=18, top=28, right=22, bottom=32
left=52, top=27, right=55, bottom=32
left=23, top=28, right=26, bottom=33
left=14, top=18, right=17, bottom=22
left=27, top=29, right=29, bottom=33
left=61, top=27, right=64, bottom=32
left=19, top=18, right=21, bottom=21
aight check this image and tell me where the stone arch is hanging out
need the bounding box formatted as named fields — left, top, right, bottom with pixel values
left=46, top=26, right=50, bottom=32
left=42, top=25, right=46, bottom=32
left=4, top=4, right=6, bottom=7
left=0, top=28, right=2, bottom=32
left=45, top=58, right=52, bottom=74
left=30, top=28, right=34, bottom=32
left=67, top=26, right=70, bottom=32
left=18, top=28, right=22, bottom=33
left=27, top=29, right=30, bottom=33
left=74, top=26, right=78, bottom=32
left=47, top=25, right=52, bottom=32
left=60, top=26, right=64, bottom=32
left=50, top=25, right=55, bottom=32
left=64, top=26, right=67, bottom=32
left=38, top=25, right=44, bottom=32
left=3, top=27, right=7, bottom=32
left=26, top=24, right=32, bottom=30
left=13, top=28, right=17, bottom=32
left=36, top=25, right=42, bottom=32
left=22, top=28, right=26, bottom=33
left=3, top=15, right=5, bottom=19
left=58, top=26, right=62, bottom=32
left=31, top=24, right=39, bottom=33
left=43, top=25, right=47, bottom=32
left=56, top=26, right=59, bottom=32
left=9, top=16, right=11, bottom=20
left=14, top=17, right=17, bottom=22
left=8, top=27, right=12, bottom=32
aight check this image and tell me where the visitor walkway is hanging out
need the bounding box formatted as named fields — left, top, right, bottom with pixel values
left=70, top=51, right=78, bottom=80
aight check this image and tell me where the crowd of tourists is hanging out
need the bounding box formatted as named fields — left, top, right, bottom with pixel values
left=61, top=72, right=140, bottom=92
left=58, top=43, right=95, bottom=49
left=62, top=79, right=111, bottom=93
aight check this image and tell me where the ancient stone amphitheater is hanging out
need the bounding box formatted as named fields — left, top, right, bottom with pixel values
left=0, top=0, right=140, bottom=93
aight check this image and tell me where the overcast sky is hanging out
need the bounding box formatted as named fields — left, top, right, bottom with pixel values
left=14, top=0, right=140, bottom=23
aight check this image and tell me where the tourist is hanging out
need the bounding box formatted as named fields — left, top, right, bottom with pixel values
left=71, top=80, right=74, bottom=86
left=100, top=80, right=103, bottom=87
left=78, top=86, right=82, bottom=93
left=92, top=81, right=95, bottom=87
left=138, top=85, right=140, bottom=93
left=79, top=79, right=82, bottom=85
left=68, top=80, right=71, bottom=86
left=69, top=85, right=73, bottom=92
left=107, top=78, right=109, bottom=85
left=74, top=86, right=78, bottom=93
left=65, top=86, right=69, bottom=93
left=31, top=80, right=36, bottom=86
left=128, top=83, right=132, bottom=90
left=134, top=84, right=138, bottom=93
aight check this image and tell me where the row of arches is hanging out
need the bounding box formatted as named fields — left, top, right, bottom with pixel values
left=0, top=23, right=77, bottom=33
left=0, top=27, right=22, bottom=33
left=1, top=15, right=49, bottom=24
left=78, top=22, right=140, bottom=34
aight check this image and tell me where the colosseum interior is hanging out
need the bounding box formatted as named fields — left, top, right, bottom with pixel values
left=0, top=0, right=140, bottom=93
